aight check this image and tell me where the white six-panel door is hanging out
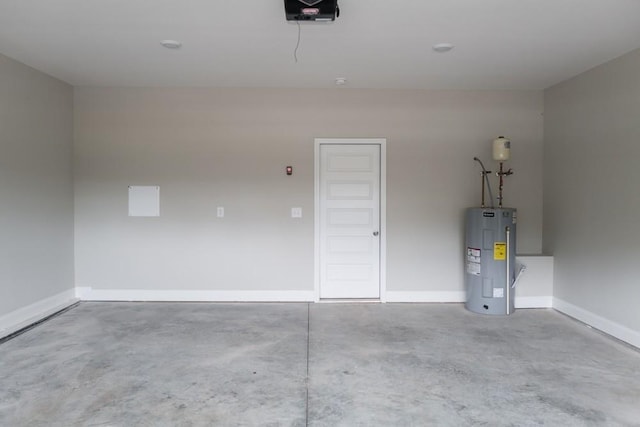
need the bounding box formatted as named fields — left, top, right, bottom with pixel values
left=318, top=143, right=381, bottom=299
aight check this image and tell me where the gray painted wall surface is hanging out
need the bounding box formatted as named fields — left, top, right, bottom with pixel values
left=544, top=48, right=640, bottom=331
left=74, top=88, right=543, bottom=293
left=0, top=54, right=74, bottom=316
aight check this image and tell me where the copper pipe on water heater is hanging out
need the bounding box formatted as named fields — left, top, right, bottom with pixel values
left=496, top=162, right=513, bottom=208
left=498, top=162, right=504, bottom=207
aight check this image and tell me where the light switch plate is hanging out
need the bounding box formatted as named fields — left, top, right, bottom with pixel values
left=217, top=207, right=224, bottom=218
left=291, top=207, right=302, bottom=218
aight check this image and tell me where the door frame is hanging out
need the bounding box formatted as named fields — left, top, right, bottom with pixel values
left=314, top=138, right=387, bottom=302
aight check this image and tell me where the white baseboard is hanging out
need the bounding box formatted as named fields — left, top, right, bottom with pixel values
left=384, top=291, right=466, bottom=303
left=0, top=289, right=78, bottom=339
left=515, top=296, right=553, bottom=308
left=76, top=287, right=315, bottom=302
left=553, top=297, right=640, bottom=349
left=384, top=291, right=552, bottom=308
left=76, top=287, right=555, bottom=310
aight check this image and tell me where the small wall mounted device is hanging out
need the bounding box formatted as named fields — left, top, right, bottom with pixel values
left=284, top=0, right=339, bottom=21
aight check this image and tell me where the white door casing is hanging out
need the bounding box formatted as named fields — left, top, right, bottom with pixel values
left=314, top=139, right=386, bottom=300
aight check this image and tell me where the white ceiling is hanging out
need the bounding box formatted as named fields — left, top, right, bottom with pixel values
left=1, top=0, right=640, bottom=90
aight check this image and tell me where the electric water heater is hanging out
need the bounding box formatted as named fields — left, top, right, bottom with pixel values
left=465, top=207, right=517, bottom=315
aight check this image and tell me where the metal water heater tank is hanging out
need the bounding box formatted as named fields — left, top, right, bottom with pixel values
left=465, top=207, right=517, bottom=315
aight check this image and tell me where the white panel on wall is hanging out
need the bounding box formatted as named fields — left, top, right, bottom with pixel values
left=128, top=186, right=160, bottom=217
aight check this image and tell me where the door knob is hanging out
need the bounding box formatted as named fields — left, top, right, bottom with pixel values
left=373, top=231, right=379, bottom=236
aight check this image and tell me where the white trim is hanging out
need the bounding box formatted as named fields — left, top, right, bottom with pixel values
left=553, top=297, right=640, bottom=349
left=76, top=287, right=315, bottom=302
left=76, top=287, right=552, bottom=308
left=0, top=289, right=78, bottom=339
left=314, top=142, right=321, bottom=302
left=515, top=296, right=553, bottom=308
left=314, top=138, right=387, bottom=302
left=385, top=291, right=466, bottom=303
left=384, top=291, right=552, bottom=307
left=380, top=142, right=387, bottom=301
left=75, top=286, right=93, bottom=299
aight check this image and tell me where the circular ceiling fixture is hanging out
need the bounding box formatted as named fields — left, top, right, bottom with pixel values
left=432, top=43, right=454, bottom=53
left=160, top=40, right=182, bottom=49
left=335, top=77, right=347, bottom=85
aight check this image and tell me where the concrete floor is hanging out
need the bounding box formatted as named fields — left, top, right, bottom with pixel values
left=0, top=303, right=639, bottom=426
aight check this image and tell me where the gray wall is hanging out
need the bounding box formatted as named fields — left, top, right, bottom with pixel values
left=0, top=54, right=74, bottom=316
left=544, top=48, right=640, bottom=332
left=74, top=88, right=543, bottom=294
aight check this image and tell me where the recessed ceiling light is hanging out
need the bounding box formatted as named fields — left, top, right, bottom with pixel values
left=433, top=43, right=454, bottom=53
left=160, top=40, right=182, bottom=49
left=335, top=77, right=347, bottom=85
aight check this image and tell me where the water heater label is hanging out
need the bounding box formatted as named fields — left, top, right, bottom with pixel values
left=467, top=248, right=481, bottom=257
left=493, top=288, right=504, bottom=298
left=466, top=262, right=481, bottom=276
left=494, top=242, right=506, bottom=260
left=466, top=247, right=481, bottom=275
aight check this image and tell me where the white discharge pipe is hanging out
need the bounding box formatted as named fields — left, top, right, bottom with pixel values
left=505, top=226, right=511, bottom=315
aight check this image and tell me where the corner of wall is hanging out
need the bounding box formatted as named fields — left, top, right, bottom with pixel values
left=0, top=289, right=78, bottom=339
left=553, top=297, right=640, bottom=349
